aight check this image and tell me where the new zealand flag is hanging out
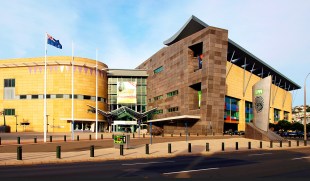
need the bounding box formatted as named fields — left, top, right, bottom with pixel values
left=47, top=34, right=62, bottom=49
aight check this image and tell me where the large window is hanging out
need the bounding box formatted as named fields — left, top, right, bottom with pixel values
left=245, top=101, right=253, bottom=123
left=274, top=108, right=280, bottom=122
left=224, top=96, right=239, bottom=123
left=4, top=79, right=15, bottom=87
left=284, top=111, right=289, bottom=120
left=4, top=109, right=15, bottom=116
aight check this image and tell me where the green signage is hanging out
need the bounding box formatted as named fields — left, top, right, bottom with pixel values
left=114, top=135, right=126, bottom=144
left=255, top=89, right=263, bottom=95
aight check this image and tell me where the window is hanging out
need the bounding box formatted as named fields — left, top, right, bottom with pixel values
left=154, top=109, right=163, bottom=114
left=224, top=96, right=240, bottom=122
left=154, top=95, right=163, bottom=101
left=84, top=95, right=91, bottom=100
left=20, top=95, right=27, bottom=99
left=284, top=111, right=289, bottom=120
left=46, top=94, right=51, bottom=99
left=154, top=66, right=163, bottom=74
left=56, top=94, right=63, bottom=98
left=167, top=90, right=178, bottom=98
left=245, top=101, right=253, bottom=123
left=31, top=95, right=39, bottom=99
left=168, top=107, right=178, bottom=112
left=4, top=79, right=15, bottom=87
left=274, top=109, right=280, bottom=122
left=4, top=109, right=15, bottom=116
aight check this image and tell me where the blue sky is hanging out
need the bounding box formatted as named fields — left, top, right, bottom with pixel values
left=0, top=0, right=310, bottom=107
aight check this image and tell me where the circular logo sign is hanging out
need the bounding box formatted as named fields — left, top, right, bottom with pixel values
left=254, top=96, right=264, bottom=113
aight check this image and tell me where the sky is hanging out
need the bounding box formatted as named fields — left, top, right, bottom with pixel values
left=0, top=0, right=310, bottom=107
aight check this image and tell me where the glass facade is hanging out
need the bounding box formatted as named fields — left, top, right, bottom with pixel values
left=108, top=76, right=147, bottom=116
left=224, top=96, right=239, bottom=123
left=245, top=101, right=253, bottom=123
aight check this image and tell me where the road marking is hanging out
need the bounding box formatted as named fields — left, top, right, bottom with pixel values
left=248, top=153, right=272, bottom=156
left=163, top=168, right=219, bottom=175
left=291, top=156, right=310, bottom=160
left=122, top=161, right=175, bottom=166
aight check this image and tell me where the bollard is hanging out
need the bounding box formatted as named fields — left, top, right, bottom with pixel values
left=297, top=140, right=299, bottom=147
left=206, top=143, right=210, bottom=152
left=188, top=143, right=191, bottom=153
left=288, top=140, right=291, bottom=147
left=89, top=134, right=92, bottom=140
left=213, top=132, right=215, bottom=136
left=304, top=140, right=307, bottom=146
left=90, top=145, right=94, bottom=157
left=145, top=144, right=149, bottom=154
left=120, top=145, right=124, bottom=156
left=17, top=137, right=20, bottom=144
left=101, top=134, right=103, bottom=140
left=133, top=133, right=135, bottom=138
left=64, top=135, right=66, bottom=142
left=0, top=137, right=1, bottom=145
left=77, top=135, right=79, bottom=141
left=197, top=133, right=199, bottom=136
left=248, top=142, right=251, bottom=149
left=34, top=137, right=37, bottom=143
left=161, top=133, right=164, bottom=137
left=50, top=136, right=52, bottom=142
left=180, top=133, right=182, bottom=137
left=17, top=146, right=22, bottom=160
left=270, top=141, right=273, bottom=148
left=236, top=142, right=238, bottom=150
left=112, top=134, right=114, bottom=139
left=188, top=133, right=190, bottom=137
left=260, top=141, right=263, bottom=149
left=222, top=142, right=225, bottom=151
left=168, top=143, right=172, bottom=153
left=280, top=141, right=282, bottom=147
left=171, top=133, right=173, bottom=137
left=143, top=134, right=145, bottom=138
left=56, top=146, right=61, bottom=159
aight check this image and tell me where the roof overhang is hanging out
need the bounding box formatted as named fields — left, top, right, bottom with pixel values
left=162, top=15, right=301, bottom=91
left=60, top=118, right=106, bottom=122
left=147, top=115, right=200, bottom=123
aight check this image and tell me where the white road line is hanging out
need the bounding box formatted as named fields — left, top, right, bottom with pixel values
left=291, top=156, right=310, bottom=160
left=122, top=161, right=175, bottom=166
left=163, top=168, right=219, bottom=175
left=248, top=153, right=273, bottom=156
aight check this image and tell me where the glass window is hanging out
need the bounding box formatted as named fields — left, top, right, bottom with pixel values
left=20, top=95, right=27, bottom=99
left=245, top=101, right=253, bottom=123
left=56, top=94, right=63, bottom=98
left=168, top=107, right=179, bottom=112
left=154, top=66, right=163, bottom=74
left=224, top=96, right=240, bottom=122
left=84, top=95, right=91, bottom=100
left=4, top=109, right=15, bottom=115
left=31, top=95, right=39, bottom=99
left=4, top=79, right=15, bottom=87
left=167, top=90, right=178, bottom=98
left=274, top=108, right=280, bottom=122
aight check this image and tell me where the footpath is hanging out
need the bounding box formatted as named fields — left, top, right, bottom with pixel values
left=0, top=132, right=309, bottom=166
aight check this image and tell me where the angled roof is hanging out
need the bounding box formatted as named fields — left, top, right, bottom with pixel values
left=163, top=15, right=301, bottom=91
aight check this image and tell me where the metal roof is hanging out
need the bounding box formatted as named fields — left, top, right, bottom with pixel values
left=107, top=69, right=148, bottom=77
left=163, top=15, right=301, bottom=91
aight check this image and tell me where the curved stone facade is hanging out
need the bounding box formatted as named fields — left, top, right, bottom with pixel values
left=0, top=56, right=108, bottom=132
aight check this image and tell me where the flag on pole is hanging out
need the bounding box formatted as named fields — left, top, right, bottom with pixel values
left=47, top=34, right=62, bottom=49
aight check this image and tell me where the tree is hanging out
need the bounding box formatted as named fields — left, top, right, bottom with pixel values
left=277, top=120, right=291, bottom=131
left=291, top=122, right=303, bottom=131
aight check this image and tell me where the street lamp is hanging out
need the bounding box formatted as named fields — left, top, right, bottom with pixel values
left=304, top=73, right=310, bottom=141
left=14, top=115, right=18, bottom=132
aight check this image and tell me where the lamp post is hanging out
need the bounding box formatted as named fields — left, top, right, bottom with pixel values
left=304, top=73, right=310, bottom=141
left=14, top=115, right=18, bottom=132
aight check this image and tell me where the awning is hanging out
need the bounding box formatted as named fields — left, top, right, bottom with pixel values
left=147, top=115, right=200, bottom=123
left=60, top=118, right=106, bottom=122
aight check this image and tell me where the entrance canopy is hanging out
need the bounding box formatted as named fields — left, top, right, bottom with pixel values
left=87, top=104, right=157, bottom=121
left=147, top=115, right=200, bottom=123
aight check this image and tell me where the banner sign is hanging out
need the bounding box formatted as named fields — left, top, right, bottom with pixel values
left=117, top=81, right=137, bottom=104
left=114, top=135, right=127, bottom=144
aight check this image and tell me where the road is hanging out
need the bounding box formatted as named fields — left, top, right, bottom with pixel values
left=0, top=147, right=309, bottom=179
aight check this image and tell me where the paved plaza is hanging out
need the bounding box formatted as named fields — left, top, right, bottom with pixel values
left=0, top=132, right=309, bottom=166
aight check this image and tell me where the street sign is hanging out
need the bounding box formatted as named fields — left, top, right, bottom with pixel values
left=113, top=135, right=126, bottom=144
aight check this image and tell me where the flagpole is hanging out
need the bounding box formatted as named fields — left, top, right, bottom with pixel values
left=95, top=48, right=98, bottom=140
left=71, top=42, right=75, bottom=141
left=44, top=33, right=47, bottom=143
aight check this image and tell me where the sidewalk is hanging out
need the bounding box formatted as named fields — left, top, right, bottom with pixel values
left=1, top=136, right=308, bottom=166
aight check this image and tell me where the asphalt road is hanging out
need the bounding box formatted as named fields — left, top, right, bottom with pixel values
left=0, top=148, right=309, bottom=179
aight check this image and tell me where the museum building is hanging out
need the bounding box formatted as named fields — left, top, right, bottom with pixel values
left=0, top=16, right=300, bottom=134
